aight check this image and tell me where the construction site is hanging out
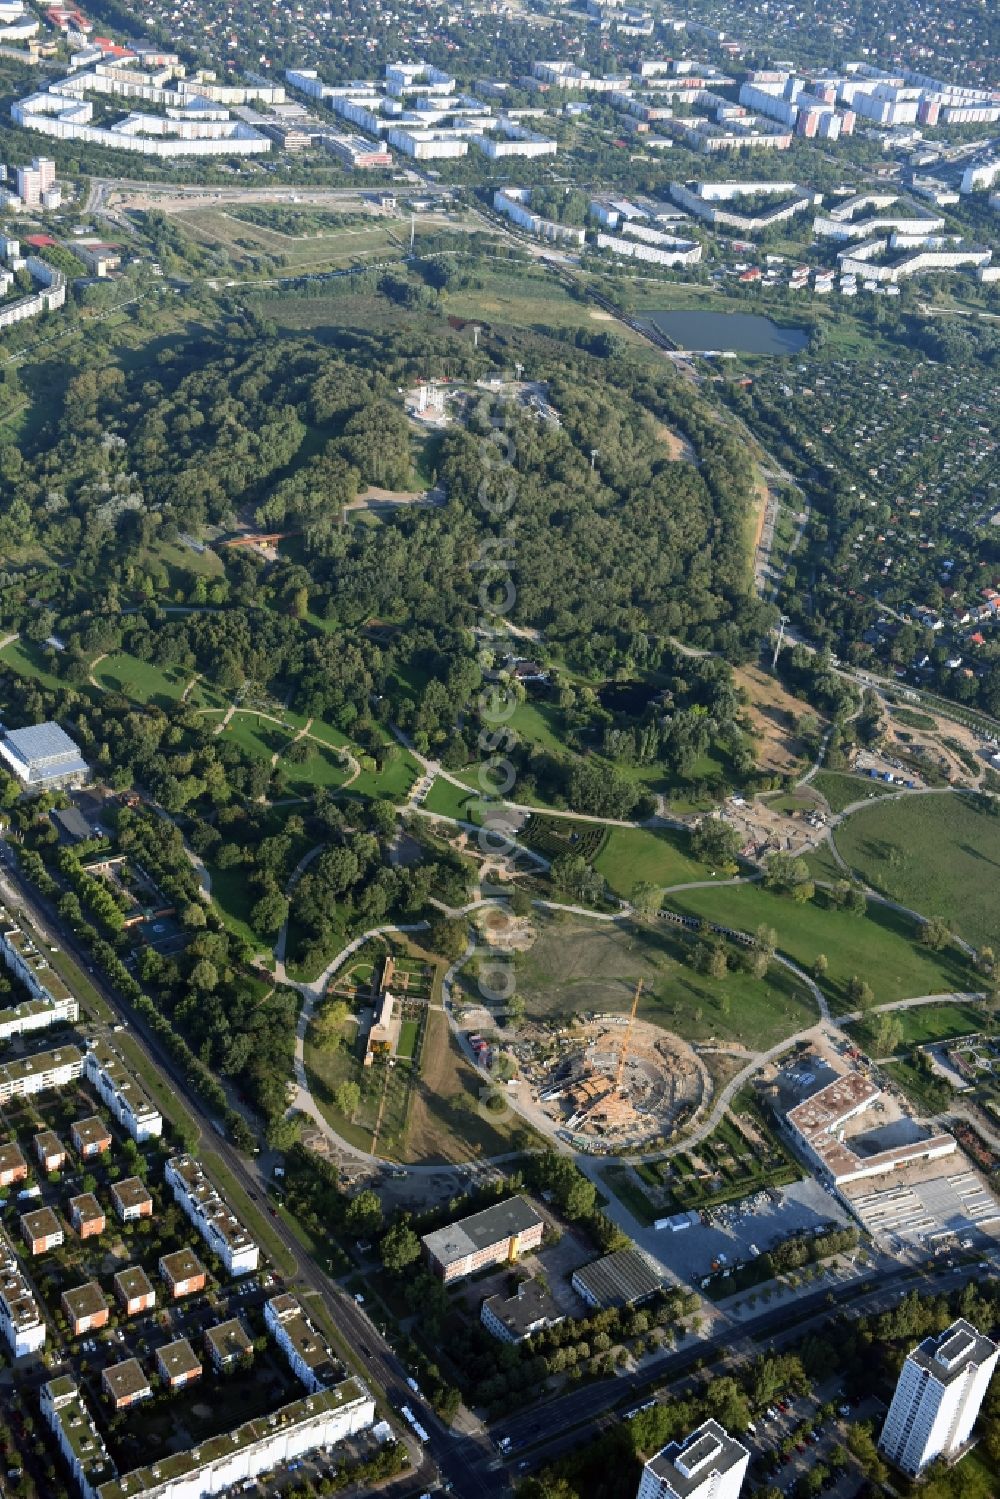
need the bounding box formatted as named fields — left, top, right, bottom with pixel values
left=535, top=984, right=707, bottom=1150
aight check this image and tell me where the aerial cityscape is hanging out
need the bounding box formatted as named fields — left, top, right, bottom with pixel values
left=0, top=0, right=997, bottom=1495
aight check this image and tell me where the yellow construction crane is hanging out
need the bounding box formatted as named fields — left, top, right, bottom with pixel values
left=615, top=979, right=643, bottom=1092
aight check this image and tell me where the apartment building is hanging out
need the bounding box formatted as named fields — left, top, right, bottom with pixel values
left=159, top=1248, right=207, bottom=1300
left=266, top=1293, right=342, bottom=1392
left=34, top=1130, right=66, bottom=1173
left=14, top=155, right=54, bottom=205
left=0, top=1142, right=28, bottom=1188
left=0, top=1227, right=45, bottom=1355
left=493, top=189, right=586, bottom=246
left=84, top=1040, right=163, bottom=1143
left=156, top=1336, right=202, bottom=1390
left=204, top=1316, right=253, bottom=1371
left=69, top=1193, right=105, bottom=1239
left=114, top=1264, right=156, bottom=1317
left=422, top=1196, right=544, bottom=1283
left=71, top=1115, right=112, bottom=1160
left=62, top=1281, right=109, bottom=1336
left=0, top=1044, right=83, bottom=1104
left=164, top=1155, right=259, bottom=1276
left=41, top=1376, right=116, bottom=1496
left=21, top=1205, right=63, bottom=1254
left=879, top=1319, right=999, bottom=1474
left=110, top=1176, right=153, bottom=1222
left=0, top=906, right=79, bottom=1037
left=637, top=1420, right=750, bottom=1499
left=102, top=1358, right=152, bottom=1410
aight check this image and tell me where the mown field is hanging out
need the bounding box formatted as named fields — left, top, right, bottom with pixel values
left=833, top=791, right=1000, bottom=950
left=665, top=883, right=975, bottom=1012
left=594, top=824, right=715, bottom=898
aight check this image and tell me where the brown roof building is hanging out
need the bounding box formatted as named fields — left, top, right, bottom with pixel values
left=71, top=1116, right=112, bottom=1159
left=110, top=1176, right=153, bottom=1222
left=114, top=1265, right=156, bottom=1317
left=21, top=1205, right=63, bottom=1254
left=102, top=1358, right=152, bottom=1410
left=159, top=1248, right=207, bottom=1300
left=34, top=1129, right=66, bottom=1172
left=61, top=1281, right=109, bottom=1336
left=156, top=1337, right=202, bottom=1389
left=69, top=1193, right=105, bottom=1239
left=0, top=1141, right=28, bottom=1188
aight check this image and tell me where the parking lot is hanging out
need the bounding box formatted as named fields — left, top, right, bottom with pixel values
left=639, top=1178, right=853, bottom=1285
left=748, top=1387, right=880, bottom=1499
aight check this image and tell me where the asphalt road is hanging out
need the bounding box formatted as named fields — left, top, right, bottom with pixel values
left=0, top=845, right=506, bottom=1499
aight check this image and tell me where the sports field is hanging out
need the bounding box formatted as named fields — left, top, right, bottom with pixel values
left=833, top=791, right=1000, bottom=949
left=513, top=914, right=818, bottom=1049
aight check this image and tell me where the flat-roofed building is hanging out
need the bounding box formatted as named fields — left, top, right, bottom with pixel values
left=102, top=1357, right=152, bottom=1410
left=114, top=1264, right=156, bottom=1316
left=41, top=1377, right=115, bottom=1495
left=639, top=1419, right=749, bottom=1499
left=92, top=1378, right=376, bottom=1499
left=34, top=1129, right=66, bottom=1173
left=69, top=1192, right=105, bottom=1239
left=572, top=1247, right=662, bottom=1310
left=0, top=722, right=89, bottom=793
left=422, top=1196, right=544, bottom=1283
left=21, top=1205, right=63, bottom=1255
left=164, top=1155, right=259, bottom=1276
left=0, top=1141, right=28, bottom=1188
left=62, top=1280, right=109, bottom=1335
left=481, top=1277, right=565, bottom=1343
left=0, top=1044, right=83, bottom=1104
left=787, top=1068, right=957, bottom=1186
left=159, top=1247, right=207, bottom=1299
left=265, top=1292, right=341, bottom=1392
left=0, top=1226, right=45, bottom=1355
left=110, top=1176, right=153, bottom=1222
left=84, top=1041, right=162, bottom=1143
left=156, top=1336, right=202, bottom=1389
left=71, top=1115, right=112, bottom=1160
left=205, top=1316, right=253, bottom=1371
left=879, top=1319, right=999, bottom=1475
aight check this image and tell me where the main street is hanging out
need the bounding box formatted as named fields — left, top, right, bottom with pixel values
left=0, top=842, right=504, bottom=1499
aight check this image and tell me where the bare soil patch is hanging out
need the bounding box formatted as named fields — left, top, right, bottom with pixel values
left=734, top=663, right=821, bottom=775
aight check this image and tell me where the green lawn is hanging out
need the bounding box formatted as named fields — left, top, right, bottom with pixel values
left=423, top=777, right=482, bottom=823
left=664, top=884, right=974, bottom=1012
left=848, top=1000, right=986, bottom=1055
left=802, top=839, right=847, bottom=885
left=92, top=652, right=190, bottom=708
left=279, top=742, right=351, bottom=790
left=511, top=913, right=818, bottom=1048
left=221, top=712, right=292, bottom=762
left=345, top=747, right=421, bottom=804
left=510, top=699, right=565, bottom=755
left=811, top=770, right=900, bottom=814
left=0, top=637, right=72, bottom=692
left=207, top=864, right=268, bottom=950
left=594, top=824, right=714, bottom=898
left=396, top=1018, right=419, bottom=1060
left=833, top=791, right=1000, bottom=949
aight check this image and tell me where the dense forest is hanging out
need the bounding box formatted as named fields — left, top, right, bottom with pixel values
left=0, top=309, right=771, bottom=814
